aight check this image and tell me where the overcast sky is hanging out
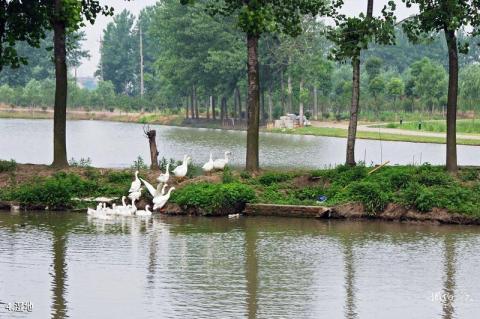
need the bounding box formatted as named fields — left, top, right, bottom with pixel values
left=77, top=0, right=417, bottom=77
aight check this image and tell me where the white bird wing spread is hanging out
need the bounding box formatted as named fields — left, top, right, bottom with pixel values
left=140, top=178, right=156, bottom=197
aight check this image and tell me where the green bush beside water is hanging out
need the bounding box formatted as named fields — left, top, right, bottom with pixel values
left=171, top=182, right=256, bottom=215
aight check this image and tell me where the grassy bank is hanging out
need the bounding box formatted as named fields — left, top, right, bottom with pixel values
left=269, top=126, right=480, bottom=146
left=1, top=161, right=479, bottom=220
left=373, top=119, right=480, bottom=134
left=0, top=107, right=184, bottom=126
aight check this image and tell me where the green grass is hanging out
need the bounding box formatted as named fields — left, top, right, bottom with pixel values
left=269, top=126, right=480, bottom=146
left=373, top=119, right=480, bottom=134
left=250, top=165, right=480, bottom=217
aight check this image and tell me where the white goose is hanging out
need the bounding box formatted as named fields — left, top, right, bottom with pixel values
left=173, top=155, right=190, bottom=178
left=136, top=205, right=152, bottom=217
left=128, top=187, right=142, bottom=202
left=153, top=187, right=175, bottom=211
left=202, top=153, right=214, bottom=174
left=157, top=163, right=170, bottom=184
left=213, top=151, right=231, bottom=170
left=129, top=170, right=141, bottom=193
left=140, top=178, right=167, bottom=198
left=87, top=203, right=102, bottom=216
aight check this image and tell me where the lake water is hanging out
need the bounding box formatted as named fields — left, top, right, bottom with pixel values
left=0, top=212, right=479, bottom=319
left=0, top=119, right=479, bottom=168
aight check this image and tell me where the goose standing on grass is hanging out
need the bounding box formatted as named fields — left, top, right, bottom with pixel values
left=157, top=163, right=170, bottom=184
left=129, top=171, right=141, bottom=193
left=136, top=205, right=152, bottom=217
left=202, top=153, right=214, bottom=174
left=153, top=187, right=175, bottom=211
left=173, top=155, right=190, bottom=178
left=214, top=151, right=231, bottom=170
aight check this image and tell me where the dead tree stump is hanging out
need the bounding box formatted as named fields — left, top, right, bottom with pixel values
left=144, top=125, right=160, bottom=170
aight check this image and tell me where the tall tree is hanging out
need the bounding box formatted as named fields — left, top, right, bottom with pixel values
left=182, top=0, right=332, bottom=171
left=328, top=0, right=395, bottom=166
left=402, top=0, right=480, bottom=173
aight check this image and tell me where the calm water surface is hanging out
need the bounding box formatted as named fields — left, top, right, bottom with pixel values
left=0, top=119, right=479, bottom=167
left=0, top=213, right=479, bottom=319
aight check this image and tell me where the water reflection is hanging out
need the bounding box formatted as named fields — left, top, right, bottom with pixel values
left=442, top=236, right=456, bottom=319
left=0, top=214, right=479, bottom=319
left=245, top=221, right=258, bottom=319
left=51, top=225, right=68, bottom=319
left=342, top=236, right=357, bottom=319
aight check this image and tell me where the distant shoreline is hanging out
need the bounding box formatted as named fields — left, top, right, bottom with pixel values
left=1, top=106, right=480, bottom=146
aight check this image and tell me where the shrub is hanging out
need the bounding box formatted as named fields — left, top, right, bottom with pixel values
left=107, top=171, right=132, bottom=184
left=222, top=167, right=235, bottom=183
left=459, top=168, right=479, bottom=182
left=172, top=182, right=255, bottom=215
left=131, top=156, right=148, bottom=170
left=399, top=182, right=435, bottom=212
left=69, top=157, right=92, bottom=168
left=258, top=172, right=293, bottom=185
left=240, top=171, right=252, bottom=180
left=0, top=159, right=16, bottom=173
left=347, top=181, right=390, bottom=213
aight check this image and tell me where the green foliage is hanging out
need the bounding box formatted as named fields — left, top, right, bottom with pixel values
left=347, top=181, right=390, bottom=214
left=222, top=166, right=235, bottom=183
left=0, top=159, right=17, bottom=173
left=131, top=156, right=148, bottom=170
left=171, top=182, right=256, bottom=215
left=258, top=171, right=294, bottom=186
left=68, top=157, right=92, bottom=168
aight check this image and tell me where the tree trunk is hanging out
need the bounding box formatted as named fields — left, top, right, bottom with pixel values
left=346, top=57, right=360, bottom=166
left=224, top=96, right=229, bottom=120
left=445, top=29, right=458, bottom=173
left=299, top=78, right=304, bottom=127
left=190, top=90, right=195, bottom=120
left=145, top=129, right=160, bottom=170
left=212, top=95, right=216, bottom=120
left=51, top=3, right=68, bottom=168
left=220, top=96, right=225, bottom=121
left=185, top=96, right=189, bottom=119
left=287, top=69, right=293, bottom=114
left=237, top=86, right=242, bottom=119
left=234, top=88, right=238, bottom=119
left=280, top=70, right=286, bottom=116
left=313, top=85, right=318, bottom=120
left=207, top=95, right=212, bottom=120
left=268, top=84, right=273, bottom=122
left=193, top=85, right=199, bottom=119
left=261, top=87, right=265, bottom=122
left=246, top=34, right=260, bottom=171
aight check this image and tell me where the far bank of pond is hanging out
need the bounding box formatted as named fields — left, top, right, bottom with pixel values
left=2, top=107, right=479, bottom=146
left=0, top=163, right=479, bottom=225
left=1, top=118, right=480, bottom=168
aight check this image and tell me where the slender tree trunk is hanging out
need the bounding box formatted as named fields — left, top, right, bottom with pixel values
left=234, top=88, right=238, bottom=119
left=268, top=84, right=273, bottom=122
left=145, top=129, right=160, bottom=170
left=190, top=89, right=195, bottom=120
left=345, top=0, right=373, bottom=167
left=224, top=97, right=229, bottom=120
left=287, top=68, right=293, bottom=114
left=185, top=96, right=189, bottom=119
left=299, top=78, right=305, bottom=127
left=220, top=96, right=225, bottom=121
left=313, top=85, right=318, bottom=120
left=51, top=3, right=68, bottom=168
left=280, top=70, right=286, bottom=116
left=237, top=86, right=242, bottom=119
left=246, top=34, right=260, bottom=171
left=346, top=57, right=361, bottom=166
left=207, top=95, right=212, bottom=120
left=193, top=85, right=199, bottom=119
left=261, top=88, right=265, bottom=123
left=212, top=95, right=216, bottom=120
left=445, top=29, right=458, bottom=173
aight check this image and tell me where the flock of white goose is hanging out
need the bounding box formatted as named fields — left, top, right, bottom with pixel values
left=87, top=151, right=232, bottom=220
